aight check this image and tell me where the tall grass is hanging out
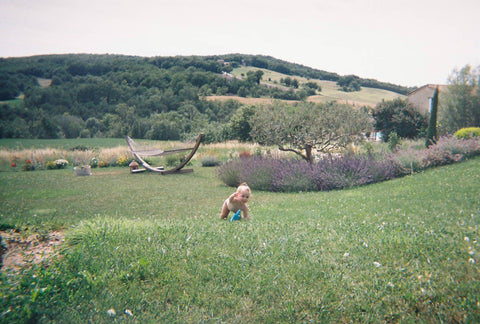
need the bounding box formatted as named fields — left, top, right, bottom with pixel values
left=1, top=158, right=479, bottom=322
left=0, top=138, right=289, bottom=172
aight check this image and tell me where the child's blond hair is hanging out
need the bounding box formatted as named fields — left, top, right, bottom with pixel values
left=236, top=182, right=251, bottom=194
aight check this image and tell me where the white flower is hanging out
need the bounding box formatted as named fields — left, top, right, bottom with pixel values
left=343, top=252, right=350, bottom=258
left=125, top=309, right=133, bottom=316
left=147, top=236, right=151, bottom=242
left=363, top=242, right=369, bottom=248
left=469, top=258, right=476, bottom=264
left=465, top=236, right=470, bottom=242
left=107, top=308, right=116, bottom=317
left=373, top=262, right=381, bottom=268
left=387, top=282, right=394, bottom=288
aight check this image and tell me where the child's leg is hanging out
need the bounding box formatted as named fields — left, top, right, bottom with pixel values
left=220, top=202, right=230, bottom=219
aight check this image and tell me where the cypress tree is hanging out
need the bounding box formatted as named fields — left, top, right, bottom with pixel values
left=425, top=86, right=439, bottom=147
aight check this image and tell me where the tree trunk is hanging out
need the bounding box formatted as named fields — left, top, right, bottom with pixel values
left=305, top=144, right=313, bottom=163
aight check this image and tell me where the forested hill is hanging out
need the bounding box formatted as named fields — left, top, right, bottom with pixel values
left=0, top=53, right=410, bottom=140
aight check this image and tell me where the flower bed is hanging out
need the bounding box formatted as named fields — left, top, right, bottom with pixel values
left=217, top=136, right=480, bottom=192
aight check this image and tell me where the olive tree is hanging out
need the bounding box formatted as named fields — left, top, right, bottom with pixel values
left=250, top=101, right=372, bottom=163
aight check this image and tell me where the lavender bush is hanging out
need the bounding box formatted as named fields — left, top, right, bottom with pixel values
left=218, top=155, right=399, bottom=192
left=217, top=136, right=480, bottom=192
left=216, top=159, right=243, bottom=187
left=392, top=136, right=480, bottom=171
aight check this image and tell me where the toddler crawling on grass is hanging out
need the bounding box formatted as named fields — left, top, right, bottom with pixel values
left=220, top=182, right=250, bottom=221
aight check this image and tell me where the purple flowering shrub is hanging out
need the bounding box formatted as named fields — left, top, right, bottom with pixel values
left=217, top=136, right=480, bottom=192
left=217, top=155, right=399, bottom=192
left=216, top=159, right=243, bottom=187
left=424, top=136, right=480, bottom=163
left=391, top=136, right=480, bottom=171
left=310, top=156, right=399, bottom=191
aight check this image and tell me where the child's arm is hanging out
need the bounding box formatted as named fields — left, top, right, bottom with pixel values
left=243, top=206, right=249, bottom=221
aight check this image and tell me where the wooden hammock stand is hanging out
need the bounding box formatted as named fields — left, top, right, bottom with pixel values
left=125, top=133, right=203, bottom=175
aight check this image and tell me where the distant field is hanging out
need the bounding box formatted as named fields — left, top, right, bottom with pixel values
left=0, top=98, right=23, bottom=108
left=224, top=66, right=405, bottom=107
left=0, top=138, right=127, bottom=150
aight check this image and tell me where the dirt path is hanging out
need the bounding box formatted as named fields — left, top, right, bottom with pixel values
left=1, top=231, right=65, bottom=272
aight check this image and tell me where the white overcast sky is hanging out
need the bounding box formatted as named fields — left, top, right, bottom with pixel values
left=1, top=0, right=479, bottom=87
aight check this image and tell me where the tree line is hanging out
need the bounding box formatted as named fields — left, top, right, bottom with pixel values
left=0, top=54, right=407, bottom=141
left=0, top=54, right=344, bottom=141
left=1, top=54, right=477, bottom=149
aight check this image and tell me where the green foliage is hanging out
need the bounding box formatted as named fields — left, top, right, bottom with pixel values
left=146, top=114, right=181, bottom=140
left=164, top=154, right=186, bottom=167
left=116, top=156, right=130, bottom=167
left=228, top=105, right=255, bottom=142
left=56, top=113, right=85, bottom=138
left=454, top=127, right=480, bottom=139
left=425, top=86, right=439, bottom=147
left=388, top=131, right=400, bottom=152
left=251, top=101, right=372, bottom=162
left=54, top=159, right=69, bottom=169
left=200, top=155, right=221, bottom=167
left=89, top=157, right=99, bottom=168
left=216, top=161, right=242, bottom=187
left=246, top=69, right=264, bottom=85
left=46, top=160, right=57, bottom=170
left=0, top=54, right=410, bottom=141
left=280, top=76, right=300, bottom=88
left=337, top=74, right=362, bottom=92
left=373, top=98, right=428, bottom=142
left=439, top=65, right=480, bottom=134
left=22, top=159, right=35, bottom=171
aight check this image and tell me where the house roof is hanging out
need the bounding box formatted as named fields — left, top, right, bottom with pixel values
left=408, top=84, right=447, bottom=96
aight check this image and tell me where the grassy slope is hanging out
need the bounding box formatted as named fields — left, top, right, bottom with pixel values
left=227, top=66, right=405, bottom=107
left=1, top=157, right=479, bottom=322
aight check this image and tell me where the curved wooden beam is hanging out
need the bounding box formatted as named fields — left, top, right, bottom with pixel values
left=126, top=133, right=203, bottom=175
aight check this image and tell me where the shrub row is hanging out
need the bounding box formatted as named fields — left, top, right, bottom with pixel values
left=8, top=155, right=134, bottom=172
left=455, top=127, right=480, bottom=139
left=218, top=136, right=480, bottom=192
left=217, top=155, right=400, bottom=192
left=393, top=135, right=480, bottom=173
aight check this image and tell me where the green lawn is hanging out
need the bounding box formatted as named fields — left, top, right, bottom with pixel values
left=1, top=158, right=479, bottom=323
left=0, top=137, right=128, bottom=150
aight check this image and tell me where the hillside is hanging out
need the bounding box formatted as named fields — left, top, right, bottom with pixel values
left=0, top=53, right=409, bottom=140
left=208, top=66, right=405, bottom=107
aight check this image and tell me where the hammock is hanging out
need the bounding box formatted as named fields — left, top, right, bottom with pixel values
left=125, top=134, right=203, bottom=174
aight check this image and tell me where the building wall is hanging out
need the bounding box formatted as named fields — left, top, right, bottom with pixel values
left=408, top=84, right=446, bottom=115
